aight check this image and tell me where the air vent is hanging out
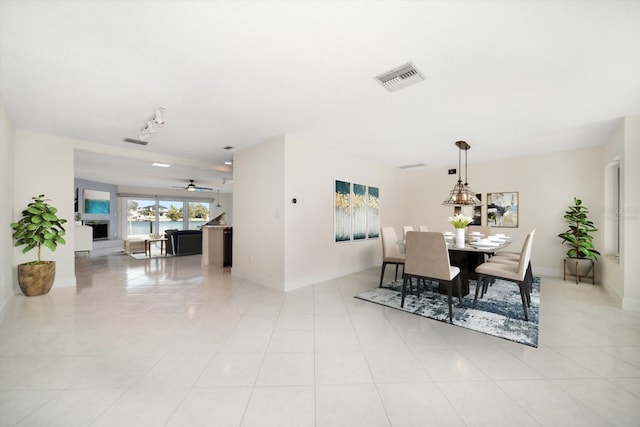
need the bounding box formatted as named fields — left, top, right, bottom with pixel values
left=123, top=138, right=148, bottom=146
left=223, top=146, right=234, bottom=150
left=375, top=62, right=425, bottom=92
left=398, top=163, right=426, bottom=169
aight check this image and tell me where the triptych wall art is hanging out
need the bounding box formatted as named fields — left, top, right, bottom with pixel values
left=334, top=180, right=379, bottom=242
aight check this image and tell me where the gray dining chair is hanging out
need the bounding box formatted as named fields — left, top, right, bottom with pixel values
left=474, top=230, right=535, bottom=321
left=418, top=225, right=429, bottom=231
left=379, top=227, right=405, bottom=287
left=402, top=231, right=463, bottom=322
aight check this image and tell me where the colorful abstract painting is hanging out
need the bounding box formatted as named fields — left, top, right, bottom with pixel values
left=84, top=189, right=110, bottom=214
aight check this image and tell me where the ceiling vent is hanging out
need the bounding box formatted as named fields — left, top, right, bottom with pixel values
left=398, top=163, right=426, bottom=169
left=375, top=62, right=425, bottom=92
left=122, top=138, right=148, bottom=146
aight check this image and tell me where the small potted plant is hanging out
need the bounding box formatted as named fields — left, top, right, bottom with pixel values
left=558, top=197, right=600, bottom=284
left=448, top=213, right=473, bottom=248
left=10, top=194, right=67, bottom=296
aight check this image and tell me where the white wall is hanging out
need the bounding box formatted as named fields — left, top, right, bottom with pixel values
left=0, top=102, right=16, bottom=306
left=622, top=116, right=640, bottom=311
left=601, top=119, right=625, bottom=301
left=404, top=146, right=604, bottom=279
left=14, top=131, right=76, bottom=289
left=232, top=135, right=286, bottom=290
left=283, top=135, right=405, bottom=291
left=233, top=134, right=406, bottom=291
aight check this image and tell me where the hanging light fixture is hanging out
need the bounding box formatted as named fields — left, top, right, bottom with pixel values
left=442, top=141, right=482, bottom=206
left=216, top=190, right=222, bottom=207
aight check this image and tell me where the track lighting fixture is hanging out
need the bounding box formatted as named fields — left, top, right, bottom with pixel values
left=143, top=121, right=157, bottom=134
left=122, top=107, right=166, bottom=146
left=153, top=107, right=165, bottom=124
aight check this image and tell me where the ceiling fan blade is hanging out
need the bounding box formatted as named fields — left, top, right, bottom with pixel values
left=171, top=186, right=186, bottom=189
left=195, top=186, right=214, bottom=191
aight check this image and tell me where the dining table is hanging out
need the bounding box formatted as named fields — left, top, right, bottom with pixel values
left=445, top=236, right=512, bottom=297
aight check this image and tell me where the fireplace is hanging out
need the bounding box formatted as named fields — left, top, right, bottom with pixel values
left=84, top=220, right=109, bottom=241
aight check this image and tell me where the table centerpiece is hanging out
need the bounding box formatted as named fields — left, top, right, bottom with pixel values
left=448, top=214, right=473, bottom=248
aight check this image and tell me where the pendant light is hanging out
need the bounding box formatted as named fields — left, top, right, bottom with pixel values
left=442, top=141, right=482, bottom=206
left=216, top=190, right=222, bottom=208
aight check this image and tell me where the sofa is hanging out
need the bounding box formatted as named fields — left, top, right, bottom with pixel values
left=165, top=229, right=202, bottom=256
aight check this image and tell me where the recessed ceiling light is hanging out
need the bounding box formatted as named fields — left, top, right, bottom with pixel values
left=152, top=162, right=171, bottom=168
left=224, top=161, right=233, bottom=165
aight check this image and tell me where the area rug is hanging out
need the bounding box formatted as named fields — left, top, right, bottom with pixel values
left=356, top=277, right=540, bottom=347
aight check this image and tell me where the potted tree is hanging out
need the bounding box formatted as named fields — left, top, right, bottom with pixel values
left=10, top=194, right=67, bottom=296
left=558, top=197, right=600, bottom=284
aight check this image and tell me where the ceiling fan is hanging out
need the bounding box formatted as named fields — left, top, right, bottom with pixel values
left=172, top=180, right=213, bottom=192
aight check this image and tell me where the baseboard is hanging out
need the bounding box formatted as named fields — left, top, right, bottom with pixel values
left=231, top=268, right=284, bottom=292
left=622, top=297, right=640, bottom=313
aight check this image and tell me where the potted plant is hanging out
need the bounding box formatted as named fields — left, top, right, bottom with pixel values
left=558, top=197, right=600, bottom=283
left=10, top=194, right=67, bottom=296
left=448, top=213, right=473, bottom=248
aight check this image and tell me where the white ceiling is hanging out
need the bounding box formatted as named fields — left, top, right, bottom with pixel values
left=1, top=1, right=639, bottom=191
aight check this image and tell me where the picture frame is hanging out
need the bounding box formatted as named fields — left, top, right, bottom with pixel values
left=84, top=189, right=111, bottom=214
left=487, top=192, right=518, bottom=228
left=334, top=180, right=351, bottom=242
left=454, top=194, right=481, bottom=225
left=334, top=180, right=380, bottom=242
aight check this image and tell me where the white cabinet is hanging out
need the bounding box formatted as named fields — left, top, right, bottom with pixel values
left=75, top=226, right=93, bottom=252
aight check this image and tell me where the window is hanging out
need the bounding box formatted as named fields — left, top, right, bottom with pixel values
left=122, top=196, right=213, bottom=238
left=188, top=201, right=211, bottom=230
left=604, top=160, right=620, bottom=258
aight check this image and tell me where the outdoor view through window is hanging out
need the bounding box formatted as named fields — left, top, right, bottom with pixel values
left=125, top=198, right=211, bottom=239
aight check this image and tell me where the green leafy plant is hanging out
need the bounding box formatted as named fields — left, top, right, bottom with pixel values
left=10, top=194, right=67, bottom=263
left=558, top=197, right=600, bottom=260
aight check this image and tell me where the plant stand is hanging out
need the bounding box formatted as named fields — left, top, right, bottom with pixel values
left=563, top=258, right=595, bottom=285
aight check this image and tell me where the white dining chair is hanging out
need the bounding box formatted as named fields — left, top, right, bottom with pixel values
left=474, top=231, right=534, bottom=321
left=379, top=227, right=405, bottom=287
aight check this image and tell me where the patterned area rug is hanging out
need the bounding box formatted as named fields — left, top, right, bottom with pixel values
left=356, top=277, right=540, bottom=347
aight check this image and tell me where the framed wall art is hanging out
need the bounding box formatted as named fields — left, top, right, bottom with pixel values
left=454, top=194, right=482, bottom=226
left=84, top=189, right=111, bottom=214
left=334, top=180, right=352, bottom=242
left=352, top=183, right=367, bottom=240
left=487, top=192, right=518, bottom=228
left=334, top=180, right=380, bottom=242
left=367, top=186, right=379, bottom=238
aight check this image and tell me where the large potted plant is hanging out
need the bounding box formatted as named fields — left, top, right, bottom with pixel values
left=10, top=194, right=67, bottom=296
left=558, top=197, right=600, bottom=284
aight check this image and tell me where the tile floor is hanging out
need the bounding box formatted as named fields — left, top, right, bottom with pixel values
left=1, top=252, right=639, bottom=426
